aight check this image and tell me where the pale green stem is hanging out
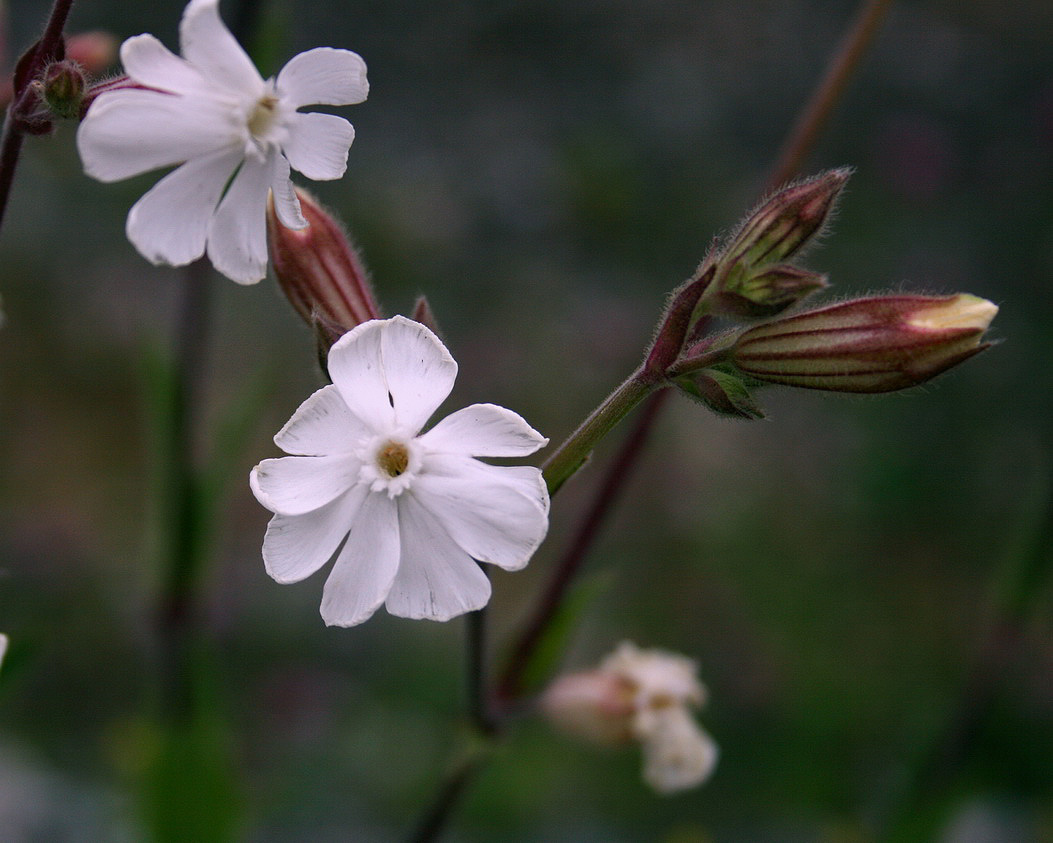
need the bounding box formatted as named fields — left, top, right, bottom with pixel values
left=541, top=368, right=664, bottom=496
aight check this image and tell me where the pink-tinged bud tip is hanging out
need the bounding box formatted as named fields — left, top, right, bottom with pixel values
left=731, top=293, right=998, bottom=393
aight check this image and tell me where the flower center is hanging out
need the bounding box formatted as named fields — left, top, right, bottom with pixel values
left=376, top=440, right=410, bottom=478
left=357, top=433, right=422, bottom=498
left=247, top=94, right=280, bottom=139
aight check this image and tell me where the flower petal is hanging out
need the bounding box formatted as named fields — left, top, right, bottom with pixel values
left=384, top=494, right=491, bottom=621
left=250, top=453, right=361, bottom=516
left=262, top=485, right=366, bottom=583
left=320, top=492, right=400, bottom=626
left=179, top=0, right=263, bottom=96
left=640, top=707, right=718, bottom=794
left=419, top=403, right=548, bottom=457
left=282, top=112, right=354, bottom=181
left=77, top=88, right=239, bottom=181
left=413, top=454, right=549, bottom=571
left=206, top=154, right=272, bottom=284
left=328, top=316, right=458, bottom=434
left=125, top=147, right=241, bottom=267
left=274, top=384, right=369, bottom=456
left=276, top=47, right=368, bottom=108
left=270, top=156, right=307, bottom=230
left=119, top=33, right=206, bottom=95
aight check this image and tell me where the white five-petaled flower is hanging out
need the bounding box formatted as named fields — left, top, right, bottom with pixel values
left=250, top=316, right=551, bottom=626
left=76, top=0, right=368, bottom=285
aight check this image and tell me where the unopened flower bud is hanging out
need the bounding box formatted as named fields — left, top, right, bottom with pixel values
left=675, top=367, right=765, bottom=420
left=41, top=60, right=86, bottom=119
left=731, top=293, right=998, bottom=393
left=715, top=264, right=829, bottom=319
left=721, top=168, right=850, bottom=273
left=267, top=189, right=380, bottom=350
left=65, top=31, right=119, bottom=76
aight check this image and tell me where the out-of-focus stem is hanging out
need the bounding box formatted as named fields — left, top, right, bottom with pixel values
left=767, top=0, right=893, bottom=190
left=157, top=259, right=211, bottom=722
left=497, top=389, right=672, bottom=703
left=466, top=569, right=495, bottom=735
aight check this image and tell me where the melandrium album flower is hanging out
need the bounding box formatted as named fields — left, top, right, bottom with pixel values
left=76, top=0, right=368, bottom=284
left=542, top=642, right=718, bottom=795
left=250, top=316, right=550, bottom=626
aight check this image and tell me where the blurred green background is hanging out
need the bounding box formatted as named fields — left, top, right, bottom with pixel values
left=1, top=0, right=1051, bottom=839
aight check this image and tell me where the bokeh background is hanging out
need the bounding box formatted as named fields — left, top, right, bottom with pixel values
left=1, top=0, right=1051, bottom=839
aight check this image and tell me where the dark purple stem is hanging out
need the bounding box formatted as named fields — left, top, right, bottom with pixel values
left=0, top=0, right=76, bottom=235
left=496, top=389, right=671, bottom=703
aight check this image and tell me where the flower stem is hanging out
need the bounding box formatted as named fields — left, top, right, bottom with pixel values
left=0, top=0, right=75, bottom=236
left=466, top=570, right=495, bottom=735
left=412, top=1, right=896, bottom=836
left=767, top=0, right=893, bottom=190
left=542, top=368, right=663, bottom=497
left=157, top=259, right=211, bottom=723
left=497, top=388, right=672, bottom=702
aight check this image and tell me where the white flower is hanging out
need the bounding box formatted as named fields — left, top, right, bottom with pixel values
left=250, top=316, right=550, bottom=626
left=542, top=641, right=718, bottom=794
left=0, top=634, right=7, bottom=670
left=76, top=0, right=368, bottom=285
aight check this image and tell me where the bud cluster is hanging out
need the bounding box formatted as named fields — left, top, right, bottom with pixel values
left=709, top=168, right=849, bottom=318
left=651, top=169, right=998, bottom=412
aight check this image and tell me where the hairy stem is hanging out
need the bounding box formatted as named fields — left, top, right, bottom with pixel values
left=542, top=368, right=662, bottom=496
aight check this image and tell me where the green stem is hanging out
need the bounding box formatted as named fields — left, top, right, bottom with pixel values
left=157, top=259, right=211, bottom=723
left=542, top=368, right=663, bottom=497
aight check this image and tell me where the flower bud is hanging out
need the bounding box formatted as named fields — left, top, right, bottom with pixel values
left=720, top=168, right=850, bottom=275
left=267, top=189, right=380, bottom=350
left=731, top=293, right=998, bottom=393
left=41, top=60, right=86, bottom=119
left=675, top=367, right=765, bottom=420
left=714, top=264, right=829, bottom=319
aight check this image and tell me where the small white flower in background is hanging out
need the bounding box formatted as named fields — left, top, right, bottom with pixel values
left=251, top=316, right=550, bottom=626
left=77, top=0, right=367, bottom=284
left=0, top=634, right=7, bottom=670
left=542, top=641, right=718, bottom=795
